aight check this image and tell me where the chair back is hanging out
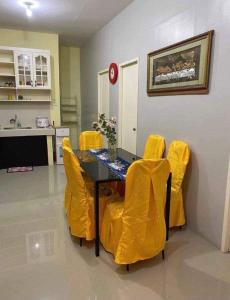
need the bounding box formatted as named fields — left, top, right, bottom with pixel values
left=167, top=140, right=190, bottom=191
left=63, top=138, right=80, bottom=174
left=62, top=137, right=72, bottom=149
left=63, top=146, right=94, bottom=238
left=115, top=159, right=170, bottom=263
left=79, top=131, right=103, bottom=150
left=63, top=146, right=86, bottom=196
left=143, top=135, right=165, bottom=159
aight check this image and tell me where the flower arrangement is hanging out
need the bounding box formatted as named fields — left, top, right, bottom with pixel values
left=92, top=114, right=117, bottom=146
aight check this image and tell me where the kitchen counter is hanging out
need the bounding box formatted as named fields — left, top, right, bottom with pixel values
left=0, top=128, right=55, bottom=138
left=0, top=128, right=55, bottom=167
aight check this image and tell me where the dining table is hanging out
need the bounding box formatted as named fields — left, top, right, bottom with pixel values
left=75, top=148, right=171, bottom=257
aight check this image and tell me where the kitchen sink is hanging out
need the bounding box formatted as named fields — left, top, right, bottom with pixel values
left=3, top=127, right=32, bottom=130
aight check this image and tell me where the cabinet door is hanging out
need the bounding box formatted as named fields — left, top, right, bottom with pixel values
left=33, top=52, right=51, bottom=89
left=14, top=51, right=34, bottom=88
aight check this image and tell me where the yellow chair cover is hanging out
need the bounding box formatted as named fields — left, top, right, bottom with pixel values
left=62, top=137, right=72, bottom=149
left=62, top=138, right=73, bottom=215
left=143, top=135, right=165, bottom=159
left=100, top=159, right=170, bottom=265
left=63, top=146, right=111, bottom=240
left=62, top=138, right=89, bottom=215
left=167, top=140, right=190, bottom=228
left=79, top=131, right=103, bottom=150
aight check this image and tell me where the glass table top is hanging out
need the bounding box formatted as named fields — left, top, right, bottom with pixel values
left=75, top=148, right=140, bottom=182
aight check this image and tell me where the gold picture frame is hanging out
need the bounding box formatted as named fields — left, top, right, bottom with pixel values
left=147, top=30, right=214, bottom=96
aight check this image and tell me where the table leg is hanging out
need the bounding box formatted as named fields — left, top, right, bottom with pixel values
left=166, top=173, right=172, bottom=241
left=95, top=181, right=100, bottom=256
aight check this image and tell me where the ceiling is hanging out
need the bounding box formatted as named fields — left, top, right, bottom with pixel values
left=0, top=0, right=133, bottom=46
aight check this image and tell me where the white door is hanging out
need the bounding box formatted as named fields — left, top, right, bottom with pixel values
left=98, top=69, right=109, bottom=118
left=119, top=59, right=138, bottom=154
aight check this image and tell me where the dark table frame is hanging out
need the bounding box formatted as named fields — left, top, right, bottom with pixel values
left=76, top=149, right=172, bottom=257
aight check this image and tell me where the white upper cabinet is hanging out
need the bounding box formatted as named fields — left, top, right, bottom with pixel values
left=14, top=50, right=51, bottom=89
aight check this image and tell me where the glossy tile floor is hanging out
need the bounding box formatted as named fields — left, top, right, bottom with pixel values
left=0, top=166, right=230, bottom=300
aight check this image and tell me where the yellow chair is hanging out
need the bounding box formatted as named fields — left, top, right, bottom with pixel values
left=63, top=146, right=112, bottom=240
left=100, top=159, right=170, bottom=266
left=143, top=134, right=165, bottom=159
left=62, top=137, right=72, bottom=149
left=167, top=140, right=190, bottom=228
left=79, top=131, right=103, bottom=150
left=62, top=137, right=90, bottom=215
left=62, top=138, right=73, bottom=215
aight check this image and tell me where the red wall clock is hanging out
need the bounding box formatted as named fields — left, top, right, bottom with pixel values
left=109, top=63, right=118, bottom=84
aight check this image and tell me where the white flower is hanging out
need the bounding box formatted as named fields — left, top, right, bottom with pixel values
left=110, top=116, right=117, bottom=124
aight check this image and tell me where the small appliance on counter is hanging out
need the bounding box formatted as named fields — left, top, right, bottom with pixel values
left=55, top=127, right=70, bottom=164
left=36, top=117, right=50, bottom=128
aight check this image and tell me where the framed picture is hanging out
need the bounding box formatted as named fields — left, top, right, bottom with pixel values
left=147, top=30, right=214, bottom=96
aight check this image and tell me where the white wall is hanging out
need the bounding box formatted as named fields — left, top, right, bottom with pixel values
left=81, top=0, right=230, bottom=248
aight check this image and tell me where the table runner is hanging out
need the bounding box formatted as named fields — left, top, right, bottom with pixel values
left=89, top=149, right=130, bottom=180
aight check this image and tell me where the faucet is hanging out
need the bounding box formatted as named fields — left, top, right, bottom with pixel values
left=10, top=114, right=20, bottom=128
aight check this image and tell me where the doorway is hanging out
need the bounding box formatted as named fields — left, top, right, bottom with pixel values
left=98, top=69, right=109, bottom=118
left=118, top=58, right=139, bottom=154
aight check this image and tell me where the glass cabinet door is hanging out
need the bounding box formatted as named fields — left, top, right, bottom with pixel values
left=15, top=52, right=33, bottom=88
left=33, top=53, right=51, bottom=89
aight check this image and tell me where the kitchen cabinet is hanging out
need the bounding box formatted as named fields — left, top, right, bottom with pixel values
left=14, top=50, right=51, bottom=89
left=0, top=46, right=52, bottom=103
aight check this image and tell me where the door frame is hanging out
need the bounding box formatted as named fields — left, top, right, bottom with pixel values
left=221, top=156, right=230, bottom=252
left=118, top=57, right=139, bottom=149
left=98, top=68, right=109, bottom=116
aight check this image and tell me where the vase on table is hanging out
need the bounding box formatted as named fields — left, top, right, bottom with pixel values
left=108, top=141, right=117, bottom=162
left=92, top=113, right=117, bottom=161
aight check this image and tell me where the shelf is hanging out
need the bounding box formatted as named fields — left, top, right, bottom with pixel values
left=0, top=87, right=16, bottom=90
left=62, top=110, right=77, bottom=113
left=0, top=73, right=15, bottom=77
left=0, top=86, right=50, bottom=90
left=0, top=100, right=17, bottom=102
left=0, top=99, right=52, bottom=103
left=17, top=86, right=51, bottom=90
left=61, top=103, right=76, bottom=106
left=0, top=61, right=14, bottom=65
left=61, top=121, right=78, bottom=124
